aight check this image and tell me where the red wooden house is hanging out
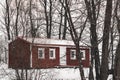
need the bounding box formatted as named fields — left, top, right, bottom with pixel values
left=9, top=37, right=90, bottom=69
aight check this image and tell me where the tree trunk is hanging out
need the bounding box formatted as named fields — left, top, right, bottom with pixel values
left=25, top=69, right=28, bottom=80
left=62, top=0, right=67, bottom=40
left=62, top=0, right=86, bottom=79
left=100, top=0, right=112, bottom=80
left=59, top=5, right=63, bottom=39
left=15, top=0, right=21, bottom=37
left=44, top=0, right=49, bottom=38
left=48, top=0, right=52, bottom=38
left=114, top=1, right=120, bottom=78
left=30, top=0, right=36, bottom=37
left=114, top=35, right=120, bottom=80
left=5, top=0, right=11, bottom=40
left=76, top=43, right=86, bottom=80
left=84, top=0, right=100, bottom=79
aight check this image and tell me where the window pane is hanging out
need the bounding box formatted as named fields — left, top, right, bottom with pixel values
left=50, top=51, right=53, bottom=57
left=39, top=50, right=43, bottom=57
left=38, top=48, right=44, bottom=59
left=49, top=48, right=56, bottom=59
left=71, top=51, right=74, bottom=58
left=80, top=50, right=85, bottom=60
left=81, top=52, right=83, bottom=58
left=70, top=50, right=76, bottom=60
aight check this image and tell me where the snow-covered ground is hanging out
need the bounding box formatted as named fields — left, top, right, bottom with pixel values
left=0, top=62, right=89, bottom=80
left=0, top=62, right=113, bottom=80
left=0, top=63, right=15, bottom=80
left=53, top=68, right=89, bottom=80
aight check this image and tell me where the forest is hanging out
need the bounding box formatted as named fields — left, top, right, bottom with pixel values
left=0, top=0, right=120, bottom=80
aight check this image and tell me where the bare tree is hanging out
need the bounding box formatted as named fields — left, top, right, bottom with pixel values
left=62, top=0, right=67, bottom=40
left=100, top=0, right=113, bottom=80
left=59, top=0, right=88, bottom=80
left=14, top=0, right=21, bottom=37
left=5, top=0, right=11, bottom=40
left=42, top=0, right=53, bottom=38
left=113, top=0, right=120, bottom=80
left=29, top=0, right=36, bottom=37
left=58, top=0, right=67, bottom=39
left=84, top=0, right=101, bottom=80
left=58, top=1, right=63, bottom=39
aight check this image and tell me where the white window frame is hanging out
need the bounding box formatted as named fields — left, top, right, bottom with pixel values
left=80, top=50, right=86, bottom=60
left=70, top=49, right=76, bottom=60
left=38, top=48, right=45, bottom=59
left=49, top=48, right=56, bottom=59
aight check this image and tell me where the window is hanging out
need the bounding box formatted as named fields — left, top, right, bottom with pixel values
left=70, top=49, right=76, bottom=60
left=80, top=50, right=86, bottom=60
left=38, top=48, right=45, bottom=59
left=49, top=48, right=56, bottom=59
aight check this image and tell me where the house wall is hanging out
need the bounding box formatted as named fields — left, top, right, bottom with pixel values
left=32, top=46, right=60, bottom=68
left=9, top=38, right=31, bottom=69
left=66, top=48, right=90, bottom=67
left=8, top=38, right=90, bottom=69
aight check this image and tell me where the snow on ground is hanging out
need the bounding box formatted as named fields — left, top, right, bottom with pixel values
left=0, top=62, right=15, bottom=80
left=52, top=68, right=89, bottom=80
left=0, top=63, right=113, bottom=80
left=29, top=68, right=89, bottom=80
left=0, top=63, right=89, bottom=80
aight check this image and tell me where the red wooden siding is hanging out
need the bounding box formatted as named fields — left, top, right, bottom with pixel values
left=9, top=38, right=31, bottom=69
left=32, top=46, right=60, bottom=68
left=66, top=48, right=90, bottom=67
